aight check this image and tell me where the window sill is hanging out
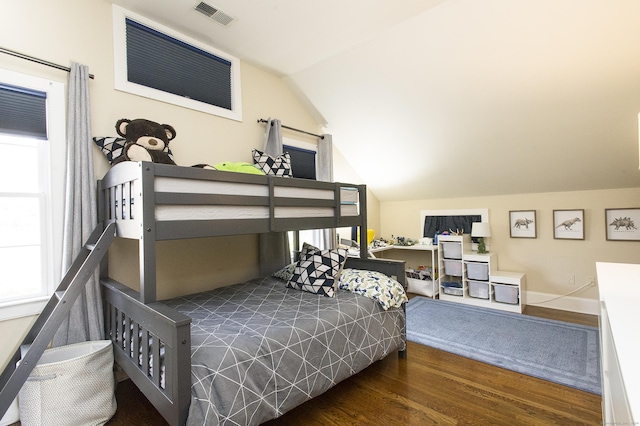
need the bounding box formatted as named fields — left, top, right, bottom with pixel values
left=0, top=297, right=48, bottom=321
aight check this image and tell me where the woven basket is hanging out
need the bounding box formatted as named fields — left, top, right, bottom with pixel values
left=18, top=340, right=116, bottom=426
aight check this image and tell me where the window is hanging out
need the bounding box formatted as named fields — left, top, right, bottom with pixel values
left=283, top=137, right=317, bottom=180
left=283, top=137, right=324, bottom=252
left=112, top=5, right=242, bottom=121
left=284, top=145, right=316, bottom=180
left=0, top=68, right=65, bottom=320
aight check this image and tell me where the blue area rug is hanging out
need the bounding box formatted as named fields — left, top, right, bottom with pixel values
left=406, top=297, right=601, bottom=394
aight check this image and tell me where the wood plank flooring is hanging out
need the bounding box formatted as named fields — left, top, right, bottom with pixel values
left=102, top=303, right=601, bottom=425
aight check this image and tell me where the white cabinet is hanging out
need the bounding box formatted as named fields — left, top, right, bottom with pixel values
left=437, top=234, right=525, bottom=313
left=596, top=262, right=640, bottom=425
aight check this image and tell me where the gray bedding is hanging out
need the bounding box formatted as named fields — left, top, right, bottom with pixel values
left=163, top=275, right=405, bottom=426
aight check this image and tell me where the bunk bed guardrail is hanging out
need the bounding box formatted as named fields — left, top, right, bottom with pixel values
left=97, top=161, right=369, bottom=303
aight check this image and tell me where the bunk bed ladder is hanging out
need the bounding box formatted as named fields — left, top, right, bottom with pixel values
left=0, top=221, right=116, bottom=420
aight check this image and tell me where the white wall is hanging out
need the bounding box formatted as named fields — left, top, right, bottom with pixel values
left=380, top=187, right=640, bottom=313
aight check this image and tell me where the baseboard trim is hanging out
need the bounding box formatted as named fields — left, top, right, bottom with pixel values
left=525, top=291, right=599, bottom=316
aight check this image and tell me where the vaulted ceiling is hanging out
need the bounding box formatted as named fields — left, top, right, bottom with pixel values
left=108, top=0, right=640, bottom=201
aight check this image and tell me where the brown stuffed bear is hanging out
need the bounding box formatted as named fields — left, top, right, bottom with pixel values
left=112, top=118, right=177, bottom=165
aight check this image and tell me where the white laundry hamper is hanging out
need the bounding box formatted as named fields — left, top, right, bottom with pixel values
left=18, top=340, right=116, bottom=426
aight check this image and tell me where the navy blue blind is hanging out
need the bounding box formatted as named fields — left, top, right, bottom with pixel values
left=284, top=145, right=316, bottom=180
left=125, top=18, right=232, bottom=110
left=0, top=83, right=47, bottom=140
left=423, top=215, right=481, bottom=237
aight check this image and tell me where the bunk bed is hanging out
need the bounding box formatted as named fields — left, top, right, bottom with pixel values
left=98, top=161, right=407, bottom=426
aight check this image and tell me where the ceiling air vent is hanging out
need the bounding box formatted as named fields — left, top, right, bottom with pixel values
left=194, top=2, right=235, bottom=26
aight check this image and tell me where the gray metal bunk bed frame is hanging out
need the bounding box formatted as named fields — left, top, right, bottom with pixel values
left=97, top=161, right=406, bottom=426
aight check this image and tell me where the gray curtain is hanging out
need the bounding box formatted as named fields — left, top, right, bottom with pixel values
left=53, top=63, right=104, bottom=346
left=259, top=118, right=291, bottom=275
left=317, top=134, right=336, bottom=249
left=263, top=118, right=283, bottom=156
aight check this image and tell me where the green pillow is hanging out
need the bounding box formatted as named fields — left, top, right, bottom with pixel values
left=213, top=161, right=265, bottom=175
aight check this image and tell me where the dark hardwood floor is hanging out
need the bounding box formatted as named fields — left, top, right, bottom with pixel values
left=102, top=303, right=601, bottom=426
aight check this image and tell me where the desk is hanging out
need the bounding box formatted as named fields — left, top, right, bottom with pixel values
left=366, top=245, right=439, bottom=297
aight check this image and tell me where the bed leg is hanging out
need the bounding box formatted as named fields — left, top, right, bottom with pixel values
left=398, top=348, right=407, bottom=359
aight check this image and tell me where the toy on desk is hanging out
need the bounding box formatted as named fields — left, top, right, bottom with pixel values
left=391, top=235, right=417, bottom=246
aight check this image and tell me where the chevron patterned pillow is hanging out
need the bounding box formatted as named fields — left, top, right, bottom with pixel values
left=94, top=136, right=175, bottom=165
left=287, top=247, right=347, bottom=297
left=252, top=149, right=292, bottom=177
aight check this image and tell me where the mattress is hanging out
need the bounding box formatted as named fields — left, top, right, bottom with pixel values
left=154, top=176, right=359, bottom=221
left=163, top=276, right=405, bottom=425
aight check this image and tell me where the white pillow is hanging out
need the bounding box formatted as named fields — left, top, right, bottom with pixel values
left=339, top=268, right=408, bottom=310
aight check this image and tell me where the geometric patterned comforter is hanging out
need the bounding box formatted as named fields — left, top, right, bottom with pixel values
left=163, top=275, right=406, bottom=426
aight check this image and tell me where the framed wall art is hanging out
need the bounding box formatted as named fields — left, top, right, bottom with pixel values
left=509, top=210, right=536, bottom=238
left=605, top=208, right=640, bottom=241
left=553, top=209, right=584, bottom=240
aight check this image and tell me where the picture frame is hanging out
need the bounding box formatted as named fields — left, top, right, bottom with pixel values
left=605, top=208, right=640, bottom=241
left=509, top=210, right=536, bottom=238
left=553, top=209, right=584, bottom=240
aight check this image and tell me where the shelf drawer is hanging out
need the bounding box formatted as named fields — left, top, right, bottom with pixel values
left=443, top=259, right=463, bottom=276
left=466, top=262, right=489, bottom=281
left=442, top=281, right=463, bottom=296
left=493, top=283, right=519, bottom=304
left=442, top=242, right=462, bottom=259
left=468, top=280, right=490, bottom=299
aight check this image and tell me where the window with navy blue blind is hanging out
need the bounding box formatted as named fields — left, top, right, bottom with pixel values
left=0, top=69, right=65, bottom=319
left=0, top=83, right=47, bottom=140
left=284, top=144, right=316, bottom=180
left=125, top=18, right=232, bottom=110
left=113, top=5, right=242, bottom=121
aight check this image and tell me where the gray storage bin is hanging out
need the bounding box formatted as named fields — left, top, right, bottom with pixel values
left=442, top=281, right=463, bottom=296
left=18, top=340, right=116, bottom=426
left=443, top=259, right=463, bottom=276
left=442, top=242, right=462, bottom=259
left=468, top=280, right=490, bottom=299
left=493, top=283, right=519, bottom=304
left=466, top=262, right=489, bottom=281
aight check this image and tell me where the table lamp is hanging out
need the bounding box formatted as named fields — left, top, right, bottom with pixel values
left=471, top=222, right=491, bottom=254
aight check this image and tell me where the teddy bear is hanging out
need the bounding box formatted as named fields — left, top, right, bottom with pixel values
left=112, top=118, right=177, bottom=165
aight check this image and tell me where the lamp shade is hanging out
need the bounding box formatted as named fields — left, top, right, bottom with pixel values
left=471, top=222, right=491, bottom=238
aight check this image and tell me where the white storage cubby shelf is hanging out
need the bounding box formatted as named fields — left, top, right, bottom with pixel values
left=437, top=234, right=526, bottom=313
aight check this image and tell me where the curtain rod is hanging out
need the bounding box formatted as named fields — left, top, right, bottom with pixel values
left=257, top=118, right=323, bottom=139
left=0, top=47, right=95, bottom=79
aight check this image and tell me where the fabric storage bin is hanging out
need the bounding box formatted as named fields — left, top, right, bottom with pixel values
left=493, top=283, right=519, bottom=304
left=468, top=280, right=490, bottom=299
left=19, top=340, right=116, bottom=426
left=405, top=268, right=437, bottom=297
left=466, top=262, right=489, bottom=281
left=407, top=277, right=437, bottom=297
left=443, top=259, right=463, bottom=276
left=442, top=242, right=462, bottom=259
